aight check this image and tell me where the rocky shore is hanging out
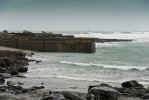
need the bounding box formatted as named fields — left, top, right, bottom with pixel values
left=0, top=50, right=29, bottom=77
left=1, top=50, right=149, bottom=100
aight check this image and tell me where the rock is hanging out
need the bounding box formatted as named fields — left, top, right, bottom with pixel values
left=0, top=67, right=6, bottom=73
left=0, top=93, right=41, bottom=100
left=17, top=82, right=24, bottom=86
left=10, top=71, right=19, bottom=75
left=0, top=77, right=5, bottom=85
left=42, top=92, right=65, bottom=100
left=121, top=80, right=144, bottom=88
left=118, top=95, right=142, bottom=100
left=0, top=94, right=19, bottom=100
left=7, top=81, right=17, bottom=86
left=18, top=67, right=28, bottom=73
left=0, top=73, right=12, bottom=78
left=88, top=83, right=113, bottom=92
left=87, top=85, right=120, bottom=100
left=0, top=50, right=29, bottom=76
left=31, top=86, right=45, bottom=90
left=143, top=93, right=149, bottom=100
left=119, top=88, right=146, bottom=97
left=61, top=91, right=84, bottom=100
left=36, top=60, right=42, bottom=64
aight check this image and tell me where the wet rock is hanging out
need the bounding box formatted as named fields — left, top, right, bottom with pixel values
left=88, top=84, right=113, bottom=92
left=17, top=82, right=24, bottom=86
left=87, top=85, right=120, bottom=100
left=0, top=77, right=5, bottom=85
left=10, top=71, right=19, bottom=75
left=0, top=73, right=11, bottom=78
left=36, top=60, right=42, bottom=64
left=0, top=67, right=7, bottom=73
left=31, top=86, right=45, bottom=90
left=118, top=95, right=142, bottom=100
left=0, top=94, right=18, bottom=100
left=7, top=81, right=17, bottom=86
left=0, top=50, right=29, bottom=76
left=119, top=88, right=146, bottom=97
left=61, top=91, right=84, bottom=100
left=121, top=80, right=144, bottom=88
left=18, top=67, right=28, bottom=73
left=42, top=92, right=65, bottom=100
left=143, top=93, right=149, bottom=100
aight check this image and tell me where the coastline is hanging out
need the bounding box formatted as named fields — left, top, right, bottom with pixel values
left=0, top=48, right=149, bottom=100
left=6, top=76, right=121, bottom=93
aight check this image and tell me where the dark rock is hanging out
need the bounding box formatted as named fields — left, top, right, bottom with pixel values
left=10, top=71, right=19, bottom=75
left=143, top=93, right=149, bottom=99
left=18, top=67, right=28, bottom=73
left=0, top=94, right=18, bottom=100
left=31, top=86, right=45, bottom=90
left=88, top=83, right=112, bottom=92
left=0, top=67, right=7, bottom=73
left=42, top=92, right=65, bottom=100
left=36, top=60, right=42, bottom=64
left=121, top=80, right=144, bottom=88
left=87, top=85, right=120, bottom=100
left=61, top=91, right=84, bottom=100
left=0, top=77, right=5, bottom=85
left=119, top=88, right=146, bottom=97
left=0, top=50, right=29, bottom=76
left=42, top=96, right=53, bottom=100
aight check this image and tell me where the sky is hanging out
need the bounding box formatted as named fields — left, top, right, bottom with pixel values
left=0, top=0, right=149, bottom=32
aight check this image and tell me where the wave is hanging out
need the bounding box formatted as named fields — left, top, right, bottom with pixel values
left=60, top=61, right=147, bottom=71
left=25, top=73, right=149, bottom=86
left=96, top=42, right=122, bottom=47
left=74, top=32, right=149, bottom=43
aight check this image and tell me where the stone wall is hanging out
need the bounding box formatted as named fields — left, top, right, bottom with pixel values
left=0, top=38, right=95, bottom=53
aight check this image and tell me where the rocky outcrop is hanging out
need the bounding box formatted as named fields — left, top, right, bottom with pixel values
left=121, top=80, right=144, bottom=88
left=87, top=80, right=149, bottom=100
left=0, top=50, right=29, bottom=78
left=87, top=84, right=120, bottom=100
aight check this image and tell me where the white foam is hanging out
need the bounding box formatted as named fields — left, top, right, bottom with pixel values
left=96, top=42, right=122, bottom=47
left=60, top=61, right=147, bottom=71
left=74, top=32, right=149, bottom=43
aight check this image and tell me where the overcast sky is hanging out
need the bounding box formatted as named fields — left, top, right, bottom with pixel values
left=0, top=0, right=149, bottom=31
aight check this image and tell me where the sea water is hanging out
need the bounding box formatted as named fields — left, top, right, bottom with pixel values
left=26, top=32, right=149, bottom=86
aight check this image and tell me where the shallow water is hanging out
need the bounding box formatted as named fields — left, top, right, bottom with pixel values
left=25, top=32, right=149, bottom=87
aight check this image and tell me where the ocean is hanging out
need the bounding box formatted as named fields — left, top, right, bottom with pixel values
left=25, top=32, right=149, bottom=89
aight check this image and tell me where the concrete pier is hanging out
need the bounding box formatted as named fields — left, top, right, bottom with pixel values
left=0, top=36, right=96, bottom=53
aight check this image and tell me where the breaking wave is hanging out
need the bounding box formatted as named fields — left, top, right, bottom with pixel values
left=60, top=61, right=148, bottom=71
left=74, top=32, right=149, bottom=43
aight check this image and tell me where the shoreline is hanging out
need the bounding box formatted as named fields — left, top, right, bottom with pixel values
left=1, top=48, right=149, bottom=100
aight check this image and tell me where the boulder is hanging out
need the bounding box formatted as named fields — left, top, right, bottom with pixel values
left=121, top=80, right=144, bottom=88
left=61, top=91, right=84, bottom=100
left=87, top=85, right=120, bottom=100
